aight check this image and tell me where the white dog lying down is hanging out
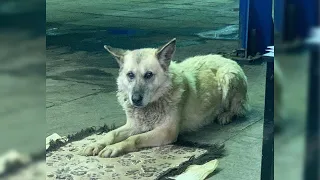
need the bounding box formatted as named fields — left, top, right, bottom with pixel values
left=81, top=38, right=249, bottom=158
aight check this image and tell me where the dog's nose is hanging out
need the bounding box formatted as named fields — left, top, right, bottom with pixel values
left=132, top=94, right=143, bottom=106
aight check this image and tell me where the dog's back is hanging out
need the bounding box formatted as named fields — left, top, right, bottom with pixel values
left=170, top=54, right=249, bottom=132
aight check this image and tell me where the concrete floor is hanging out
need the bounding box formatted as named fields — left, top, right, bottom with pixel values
left=46, top=0, right=264, bottom=179
left=45, top=0, right=308, bottom=179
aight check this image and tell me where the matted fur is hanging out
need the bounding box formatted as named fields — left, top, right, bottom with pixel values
left=80, top=38, right=248, bottom=158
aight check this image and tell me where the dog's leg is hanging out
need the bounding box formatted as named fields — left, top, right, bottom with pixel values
left=217, top=111, right=234, bottom=125
left=80, top=124, right=139, bottom=156
left=217, top=94, right=249, bottom=125
left=98, top=125, right=178, bottom=158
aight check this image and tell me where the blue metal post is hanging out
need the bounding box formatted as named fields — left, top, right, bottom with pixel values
left=303, top=1, right=319, bottom=176
left=304, top=35, right=319, bottom=180
left=274, top=0, right=285, bottom=34
left=290, top=0, right=318, bottom=39
left=277, top=0, right=318, bottom=41
left=239, top=0, right=273, bottom=57
left=239, top=0, right=250, bottom=57
left=261, top=52, right=274, bottom=180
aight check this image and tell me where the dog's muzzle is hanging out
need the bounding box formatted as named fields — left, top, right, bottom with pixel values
left=131, top=93, right=143, bottom=107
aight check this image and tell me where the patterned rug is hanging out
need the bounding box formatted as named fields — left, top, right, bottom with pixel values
left=46, top=125, right=225, bottom=180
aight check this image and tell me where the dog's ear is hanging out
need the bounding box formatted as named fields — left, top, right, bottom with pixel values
left=156, top=38, right=176, bottom=70
left=104, top=45, right=126, bottom=66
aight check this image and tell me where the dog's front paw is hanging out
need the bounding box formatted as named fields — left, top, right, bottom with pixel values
left=79, top=143, right=106, bottom=156
left=217, top=113, right=233, bottom=125
left=98, top=143, right=125, bottom=158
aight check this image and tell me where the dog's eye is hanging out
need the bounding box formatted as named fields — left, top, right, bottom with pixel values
left=144, top=71, right=154, bottom=79
left=127, top=72, right=135, bottom=79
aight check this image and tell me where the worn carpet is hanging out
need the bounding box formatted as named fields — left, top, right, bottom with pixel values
left=46, top=125, right=225, bottom=180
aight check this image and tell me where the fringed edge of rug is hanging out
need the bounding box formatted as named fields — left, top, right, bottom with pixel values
left=46, top=124, right=117, bottom=153
left=156, top=139, right=227, bottom=180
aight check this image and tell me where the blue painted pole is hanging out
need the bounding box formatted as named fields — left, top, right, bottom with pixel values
left=303, top=1, right=319, bottom=177
left=274, top=0, right=285, bottom=34
left=250, top=0, right=273, bottom=54
left=239, top=0, right=273, bottom=57
left=239, top=0, right=250, bottom=55
left=304, top=38, right=319, bottom=180
left=280, top=0, right=318, bottom=41
left=290, top=0, right=318, bottom=39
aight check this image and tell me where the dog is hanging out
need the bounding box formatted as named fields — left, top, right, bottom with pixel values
left=80, top=38, right=249, bottom=158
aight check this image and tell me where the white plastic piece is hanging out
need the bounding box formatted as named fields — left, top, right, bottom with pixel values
left=306, top=27, right=320, bottom=45
left=46, top=133, right=67, bottom=150
left=264, top=46, right=274, bottom=57
left=168, top=159, right=219, bottom=180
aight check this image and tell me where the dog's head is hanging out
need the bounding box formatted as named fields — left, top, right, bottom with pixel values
left=104, top=38, right=176, bottom=108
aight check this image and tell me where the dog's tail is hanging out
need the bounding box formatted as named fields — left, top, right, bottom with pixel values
left=218, top=69, right=247, bottom=99
left=220, top=72, right=234, bottom=101
left=218, top=66, right=249, bottom=114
